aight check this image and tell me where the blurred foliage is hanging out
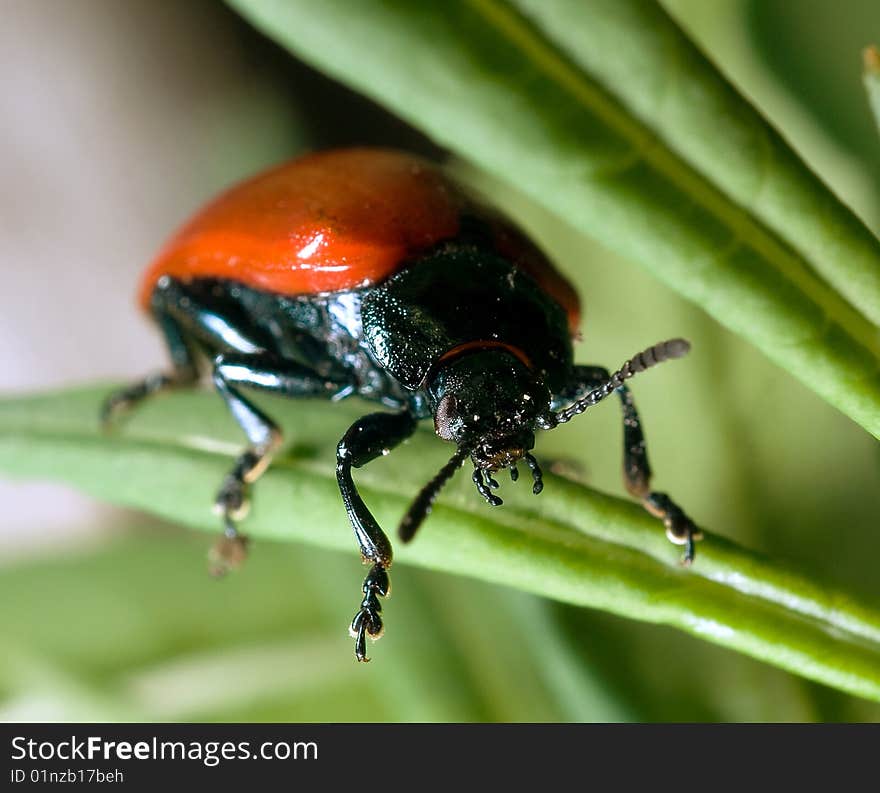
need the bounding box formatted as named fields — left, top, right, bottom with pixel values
left=0, top=533, right=633, bottom=722
left=2, top=0, right=880, bottom=722
left=865, top=46, right=880, bottom=136
left=747, top=0, right=880, bottom=189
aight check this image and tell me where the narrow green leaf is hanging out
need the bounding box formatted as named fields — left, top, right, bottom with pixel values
left=515, top=0, right=880, bottom=329
left=0, top=536, right=480, bottom=721
left=865, top=46, right=880, bottom=137
left=3, top=386, right=880, bottom=704
left=226, top=0, right=880, bottom=438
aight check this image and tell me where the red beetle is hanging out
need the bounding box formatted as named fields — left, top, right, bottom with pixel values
left=104, top=149, right=700, bottom=661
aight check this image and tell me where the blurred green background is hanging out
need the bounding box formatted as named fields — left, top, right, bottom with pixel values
left=1, top=0, right=879, bottom=722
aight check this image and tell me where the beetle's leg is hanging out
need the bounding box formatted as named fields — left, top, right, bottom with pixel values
left=336, top=410, right=418, bottom=661
left=101, top=274, right=277, bottom=427
left=558, top=365, right=703, bottom=565
left=100, top=294, right=199, bottom=427
left=211, top=351, right=355, bottom=576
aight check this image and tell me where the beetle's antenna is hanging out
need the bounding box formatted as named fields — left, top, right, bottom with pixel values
left=541, top=339, right=691, bottom=428
left=398, top=445, right=470, bottom=542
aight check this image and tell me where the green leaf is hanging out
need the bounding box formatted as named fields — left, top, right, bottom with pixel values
left=865, top=46, right=880, bottom=137
left=0, top=532, right=631, bottom=722
left=3, top=385, right=880, bottom=704
left=225, top=0, right=880, bottom=438
left=518, top=0, right=880, bottom=323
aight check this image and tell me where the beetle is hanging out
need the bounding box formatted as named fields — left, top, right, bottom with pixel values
left=102, top=148, right=702, bottom=662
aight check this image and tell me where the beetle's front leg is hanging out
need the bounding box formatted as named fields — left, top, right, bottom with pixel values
left=336, top=410, right=417, bottom=661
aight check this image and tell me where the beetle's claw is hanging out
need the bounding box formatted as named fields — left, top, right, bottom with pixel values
left=350, top=563, right=389, bottom=662
left=645, top=492, right=703, bottom=566
left=208, top=477, right=252, bottom=576
left=351, top=614, right=369, bottom=662
left=99, top=398, right=122, bottom=430
left=682, top=533, right=696, bottom=567
left=99, top=389, right=139, bottom=430
left=100, top=371, right=184, bottom=431
left=208, top=519, right=249, bottom=577
left=674, top=522, right=703, bottom=566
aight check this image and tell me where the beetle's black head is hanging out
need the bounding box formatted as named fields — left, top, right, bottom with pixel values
left=428, top=350, right=547, bottom=459
left=425, top=349, right=550, bottom=504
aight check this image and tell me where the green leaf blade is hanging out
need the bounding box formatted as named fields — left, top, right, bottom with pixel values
left=514, top=0, right=880, bottom=330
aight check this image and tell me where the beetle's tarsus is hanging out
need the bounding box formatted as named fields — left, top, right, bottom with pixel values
left=100, top=370, right=194, bottom=429
left=644, top=491, right=703, bottom=565
left=209, top=441, right=280, bottom=574
left=351, top=563, right=389, bottom=662
left=210, top=466, right=254, bottom=576
left=682, top=534, right=696, bottom=567
left=213, top=473, right=250, bottom=521
left=208, top=518, right=249, bottom=577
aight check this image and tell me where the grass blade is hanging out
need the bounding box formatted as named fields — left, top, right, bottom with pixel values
left=515, top=0, right=880, bottom=329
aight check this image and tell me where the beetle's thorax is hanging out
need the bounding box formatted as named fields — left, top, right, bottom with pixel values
left=359, top=245, right=575, bottom=396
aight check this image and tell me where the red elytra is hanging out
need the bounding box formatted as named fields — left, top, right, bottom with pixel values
left=138, top=148, right=581, bottom=333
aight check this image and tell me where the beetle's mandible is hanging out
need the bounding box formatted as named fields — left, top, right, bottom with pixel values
left=103, top=148, right=702, bottom=661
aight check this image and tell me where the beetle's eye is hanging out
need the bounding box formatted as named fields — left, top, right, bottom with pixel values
left=434, top=394, right=459, bottom=441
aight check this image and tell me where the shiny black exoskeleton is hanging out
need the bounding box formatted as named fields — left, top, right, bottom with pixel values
left=103, top=238, right=701, bottom=662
